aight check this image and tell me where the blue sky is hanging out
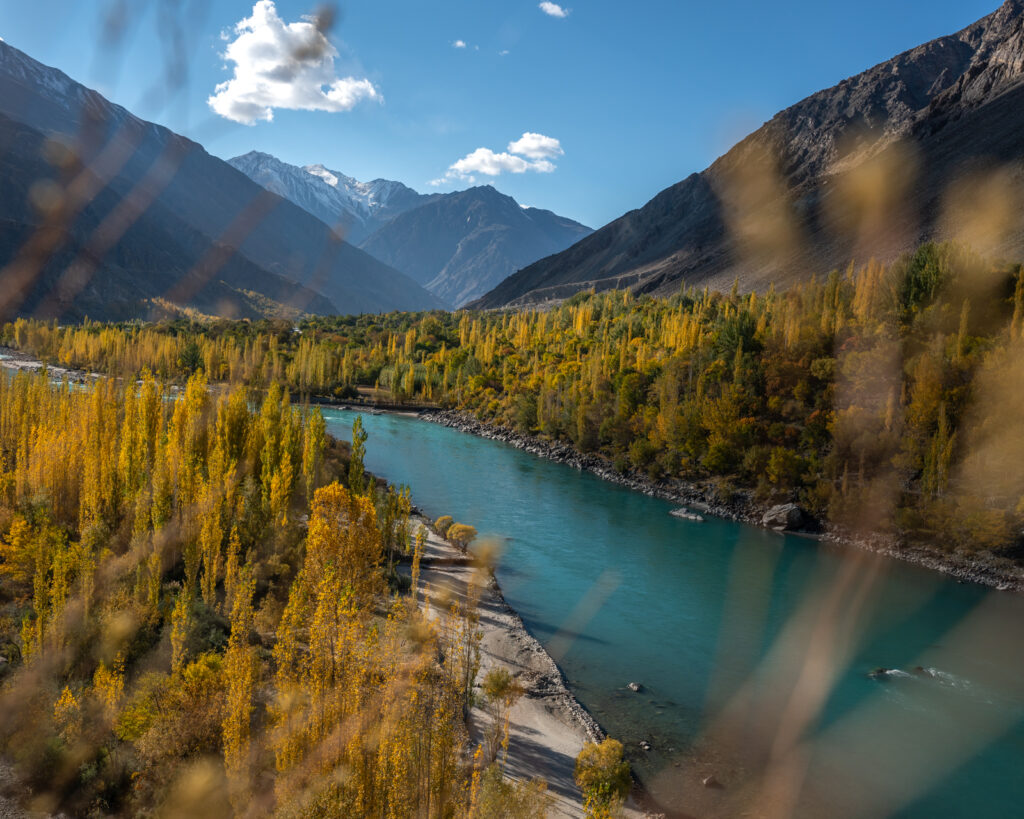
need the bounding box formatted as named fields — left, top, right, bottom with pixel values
left=0, top=0, right=1002, bottom=228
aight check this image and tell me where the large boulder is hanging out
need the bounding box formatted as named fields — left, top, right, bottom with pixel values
left=762, top=503, right=806, bottom=531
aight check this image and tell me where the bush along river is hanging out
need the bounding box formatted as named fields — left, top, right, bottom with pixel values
left=325, top=408, right=1024, bottom=819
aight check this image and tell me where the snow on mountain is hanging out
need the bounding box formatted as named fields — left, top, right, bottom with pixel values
left=228, top=152, right=435, bottom=244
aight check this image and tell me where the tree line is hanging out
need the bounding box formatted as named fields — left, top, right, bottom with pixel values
left=8, top=242, right=1024, bottom=555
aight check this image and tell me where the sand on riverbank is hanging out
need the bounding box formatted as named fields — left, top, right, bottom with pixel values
left=408, top=519, right=650, bottom=818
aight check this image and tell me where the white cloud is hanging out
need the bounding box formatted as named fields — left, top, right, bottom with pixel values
left=452, top=148, right=555, bottom=177
left=499, top=49, right=510, bottom=56
left=539, top=2, right=570, bottom=18
left=209, top=0, right=380, bottom=125
left=453, top=39, right=466, bottom=48
left=507, top=132, right=563, bottom=160
left=431, top=132, right=562, bottom=185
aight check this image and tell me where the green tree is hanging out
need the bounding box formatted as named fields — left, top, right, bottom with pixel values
left=348, top=415, right=368, bottom=495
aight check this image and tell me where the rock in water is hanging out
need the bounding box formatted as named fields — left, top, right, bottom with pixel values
left=762, top=503, right=806, bottom=531
left=702, top=775, right=722, bottom=788
left=670, top=508, right=705, bottom=522
left=628, top=681, right=643, bottom=692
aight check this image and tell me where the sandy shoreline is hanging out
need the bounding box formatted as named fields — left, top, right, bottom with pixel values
left=409, top=518, right=650, bottom=818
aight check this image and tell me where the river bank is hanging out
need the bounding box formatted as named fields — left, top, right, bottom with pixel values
left=8, top=346, right=1020, bottom=815
left=408, top=517, right=651, bottom=818
left=323, top=406, right=1024, bottom=819
left=417, top=408, right=1024, bottom=594
left=0, top=347, right=104, bottom=382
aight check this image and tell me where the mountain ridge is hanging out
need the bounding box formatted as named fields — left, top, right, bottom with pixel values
left=0, top=110, right=338, bottom=321
left=0, top=40, right=444, bottom=320
left=229, top=152, right=592, bottom=306
left=473, top=0, right=1024, bottom=309
left=227, top=151, right=439, bottom=245
left=360, top=184, right=593, bottom=306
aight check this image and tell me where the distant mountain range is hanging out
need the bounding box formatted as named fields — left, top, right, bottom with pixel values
left=227, top=151, right=436, bottom=246
left=228, top=153, right=592, bottom=307
left=473, top=0, right=1024, bottom=309
left=0, top=41, right=443, bottom=322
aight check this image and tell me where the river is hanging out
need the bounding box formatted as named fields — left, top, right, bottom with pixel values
left=325, top=408, right=1024, bottom=818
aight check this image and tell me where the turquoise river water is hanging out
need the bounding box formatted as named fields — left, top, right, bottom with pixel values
left=325, top=408, right=1024, bottom=818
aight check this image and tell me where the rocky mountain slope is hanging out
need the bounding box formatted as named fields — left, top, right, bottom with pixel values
left=0, top=41, right=443, bottom=321
left=474, top=0, right=1024, bottom=309
left=0, top=112, right=336, bottom=321
left=359, top=186, right=592, bottom=306
left=229, top=153, right=591, bottom=307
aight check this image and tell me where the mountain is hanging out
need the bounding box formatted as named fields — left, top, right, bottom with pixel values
left=228, top=153, right=592, bottom=307
left=0, top=41, right=443, bottom=322
left=359, top=186, right=593, bottom=306
left=474, top=0, right=1024, bottom=309
left=227, top=151, right=437, bottom=245
left=0, top=112, right=336, bottom=321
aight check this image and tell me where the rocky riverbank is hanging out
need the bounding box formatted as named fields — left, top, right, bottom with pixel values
left=417, top=408, right=1024, bottom=594
left=417, top=409, right=763, bottom=522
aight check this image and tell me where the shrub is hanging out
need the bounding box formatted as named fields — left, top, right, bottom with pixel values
left=475, top=763, right=552, bottom=817
left=446, top=523, right=477, bottom=549
left=433, top=515, right=453, bottom=536
left=574, top=738, right=631, bottom=818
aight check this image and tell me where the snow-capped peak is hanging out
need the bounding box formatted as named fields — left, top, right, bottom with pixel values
left=228, top=151, right=434, bottom=244
left=304, top=164, right=340, bottom=188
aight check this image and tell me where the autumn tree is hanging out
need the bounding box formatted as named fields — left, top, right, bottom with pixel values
left=574, top=739, right=631, bottom=818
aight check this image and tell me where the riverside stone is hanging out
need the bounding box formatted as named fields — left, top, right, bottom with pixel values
left=762, top=503, right=806, bottom=531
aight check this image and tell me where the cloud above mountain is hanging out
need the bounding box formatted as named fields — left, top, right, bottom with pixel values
left=539, top=2, right=570, bottom=18
left=431, top=132, right=563, bottom=185
left=507, top=132, right=564, bottom=160
left=209, top=0, right=380, bottom=125
left=449, top=148, right=554, bottom=178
